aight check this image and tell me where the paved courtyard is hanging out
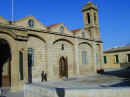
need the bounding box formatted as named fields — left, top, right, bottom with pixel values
left=1, top=68, right=130, bottom=97
left=6, top=91, right=24, bottom=97
left=31, top=68, right=130, bottom=89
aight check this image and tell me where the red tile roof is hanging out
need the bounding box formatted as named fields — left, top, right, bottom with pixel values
left=72, top=29, right=81, bottom=33
left=47, top=23, right=62, bottom=29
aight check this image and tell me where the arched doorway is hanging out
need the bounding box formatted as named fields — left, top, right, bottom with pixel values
left=0, top=39, right=11, bottom=87
left=59, top=56, right=68, bottom=78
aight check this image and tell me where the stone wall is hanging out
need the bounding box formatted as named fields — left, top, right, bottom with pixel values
left=27, top=36, right=47, bottom=81
left=25, top=84, right=130, bottom=97
left=79, top=43, right=93, bottom=75
left=104, top=51, right=130, bottom=69
left=53, top=40, right=74, bottom=78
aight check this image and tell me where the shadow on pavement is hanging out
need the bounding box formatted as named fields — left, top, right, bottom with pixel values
left=56, top=88, right=65, bottom=97
left=103, top=68, right=130, bottom=79
left=100, top=68, right=130, bottom=87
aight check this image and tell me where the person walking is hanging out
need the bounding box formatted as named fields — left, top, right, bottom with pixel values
left=44, top=73, right=47, bottom=82
left=41, top=71, right=47, bottom=82
left=41, top=71, right=45, bottom=82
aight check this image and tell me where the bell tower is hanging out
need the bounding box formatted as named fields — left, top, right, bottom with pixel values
left=82, top=1, right=100, bottom=40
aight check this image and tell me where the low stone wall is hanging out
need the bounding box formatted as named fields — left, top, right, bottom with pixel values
left=120, top=63, right=130, bottom=68
left=104, top=64, right=120, bottom=69
left=24, top=84, right=130, bottom=97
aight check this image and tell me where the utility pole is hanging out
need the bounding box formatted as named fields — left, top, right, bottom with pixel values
left=11, top=0, right=14, bottom=23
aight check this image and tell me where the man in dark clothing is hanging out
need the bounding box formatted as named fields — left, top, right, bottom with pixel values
left=41, top=71, right=47, bottom=82
left=41, top=71, right=45, bottom=82
left=44, top=73, right=47, bottom=81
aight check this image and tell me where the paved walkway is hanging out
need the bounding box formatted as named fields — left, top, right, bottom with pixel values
left=1, top=68, right=130, bottom=97
left=6, top=91, right=24, bottom=97
left=0, top=88, right=24, bottom=97
left=31, top=68, right=130, bottom=89
left=32, top=74, right=128, bottom=89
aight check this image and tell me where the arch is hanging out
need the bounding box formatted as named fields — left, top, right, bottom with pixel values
left=0, top=33, right=17, bottom=89
left=53, top=38, right=73, bottom=45
left=0, top=39, right=11, bottom=87
left=27, top=34, right=47, bottom=82
left=79, top=42, right=93, bottom=48
left=79, top=42, right=93, bottom=67
left=28, top=34, right=46, bottom=43
left=0, top=31, right=16, bottom=39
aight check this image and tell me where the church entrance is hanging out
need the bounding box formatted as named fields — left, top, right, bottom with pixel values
left=0, top=39, right=11, bottom=87
left=59, top=56, right=68, bottom=78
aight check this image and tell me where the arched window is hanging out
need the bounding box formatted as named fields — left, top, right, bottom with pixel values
left=61, top=44, right=64, bottom=50
left=28, top=19, right=34, bottom=27
left=87, top=13, right=91, bottom=24
left=82, top=51, right=87, bottom=64
left=82, top=32, right=86, bottom=38
left=60, top=26, right=64, bottom=33
left=94, top=13, right=97, bottom=24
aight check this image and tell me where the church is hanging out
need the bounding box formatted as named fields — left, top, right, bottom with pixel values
left=0, top=1, right=103, bottom=91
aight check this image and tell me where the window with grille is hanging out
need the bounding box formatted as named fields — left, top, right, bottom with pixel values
left=82, top=51, right=87, bottom=64
left=19, top=51, right=24, bottom=80
left=104, top=56, right=107, bottom=64
left=128, top=54, right=130, bottom=62
left=28, top=48, right=34, bottom=66
left=114, top=55, right=119, bottom=64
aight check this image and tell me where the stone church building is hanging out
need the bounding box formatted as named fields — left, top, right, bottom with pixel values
left=0, top=2, right=103, bottom=91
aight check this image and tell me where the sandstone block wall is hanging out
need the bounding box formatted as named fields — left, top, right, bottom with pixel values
left=25, top=84, right=130, bottom=97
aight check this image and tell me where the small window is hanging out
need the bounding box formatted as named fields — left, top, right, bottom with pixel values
left=61, top=44, right=64, bottom=50
left=28, top=19, right=34, bottom=27
left=28, top=48, right=34, bottom=66
left=82, top=51, right=87, bottom=64
left=87, top=13, right=91, bottom=24
left=114, top=55, right=119, bottom=64
left=82, top=32, right=86, bottom=38
left=60, top=26, right=64, bottom=33
left=128, top=54, right=130, bottom=62
left=104, top=56, right=107, bottom=64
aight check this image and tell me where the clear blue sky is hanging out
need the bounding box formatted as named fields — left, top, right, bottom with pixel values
left=0, top=0, right=130, bottom=50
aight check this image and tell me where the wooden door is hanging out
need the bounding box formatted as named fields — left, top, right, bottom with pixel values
left=59, top=56, right=68, bottom=78
left=1, top=60, right=11, bottom=87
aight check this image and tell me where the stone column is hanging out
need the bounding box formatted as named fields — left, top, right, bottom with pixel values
left=74, top=39, right=80, bottom=75
left=92, top=43, right=97, bottom=73
left=46, top=41, right=54, bottom=80
left=11, top=44, right=19, bottom=91
left=23, top=47, right=28, bottom=82
left=90, top=10, right=95, bottom=25
left=99, top=44, right=104, bottom=70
